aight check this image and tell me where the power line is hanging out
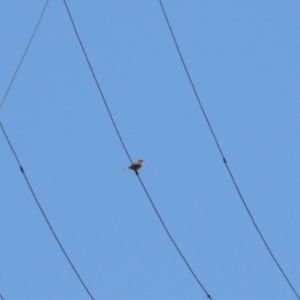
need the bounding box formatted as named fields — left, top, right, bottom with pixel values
left=62, top=1, right=213, bottom=299
left=0, top=122, right=95, bottom=300
left=0, top=0, right=50, bottom=111
left=157, top=1, right=300, bottom=299
left=0, top=293, right=5, bottom=300
left=0, top=2, right=95, bottom=298
left=136, top=177, right=212, bottom=299
left=62, top=0, right=132, bottom=164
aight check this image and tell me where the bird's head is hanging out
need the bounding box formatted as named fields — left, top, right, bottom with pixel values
left=138, top=159, right=144, bottom=163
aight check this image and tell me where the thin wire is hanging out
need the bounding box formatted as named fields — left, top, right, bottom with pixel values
left=158, top=1, right=300, bottom=299
left=62, top=1, right=213, bottom=299
left=0, top=0, right=50, bottom=111
left=0, top=122, right=95, bottom=300
left=0, top=293, right=5, bottom=300
left=137, top=176, right=212, bottom=299
left=62, top=0, right=132, bottom=165
left=0, top=1, right=94, bottom=297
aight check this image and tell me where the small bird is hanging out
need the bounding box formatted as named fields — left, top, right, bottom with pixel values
left=122, top=159, right=144, bottom=175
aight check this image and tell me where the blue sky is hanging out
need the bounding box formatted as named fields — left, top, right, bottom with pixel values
left=1, top=1, right=300, bottom=299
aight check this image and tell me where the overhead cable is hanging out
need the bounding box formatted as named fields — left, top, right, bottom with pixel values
left=0, top=0, right=50, bottom=111
left=0, top=122, right=95, bottom=300
left=62, top=1, right=213, bottom=299
left=157, top=1, right=300, bottom=299
left=0, top=2, right=95, bottom=298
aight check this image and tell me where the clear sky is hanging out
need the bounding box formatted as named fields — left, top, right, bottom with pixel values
left=1, top=1, right=300, bottom=299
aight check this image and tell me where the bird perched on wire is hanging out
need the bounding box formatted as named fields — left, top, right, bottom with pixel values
left=122, top=159, right=144, bottom=175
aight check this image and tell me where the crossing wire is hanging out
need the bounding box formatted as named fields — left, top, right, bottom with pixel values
left=62, top=1, right=213, bottom=299
left=0, top=2, right=95, bottom=299
left=0, top=0, right=50, bottom=111
left=157, top=1, right=300, bottom=299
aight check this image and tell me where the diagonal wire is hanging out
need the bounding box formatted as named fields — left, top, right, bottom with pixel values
left=62, top=0, right=133, bottom=165
left=0, top=293, right=5, bottom=300
left=0, top=2, right=94, bottom=298
left=0, top=121, right=95, bottom=300
left=157, top=1, right=300, bottom=299
left=0, top=0, right=50, bottom=111
left=136, top=176, right=212, bottom=299
left=62, top=1, right=213, bottom=299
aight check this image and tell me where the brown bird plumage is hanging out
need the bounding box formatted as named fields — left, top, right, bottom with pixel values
left=122, top=159, right=144, bottom=175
